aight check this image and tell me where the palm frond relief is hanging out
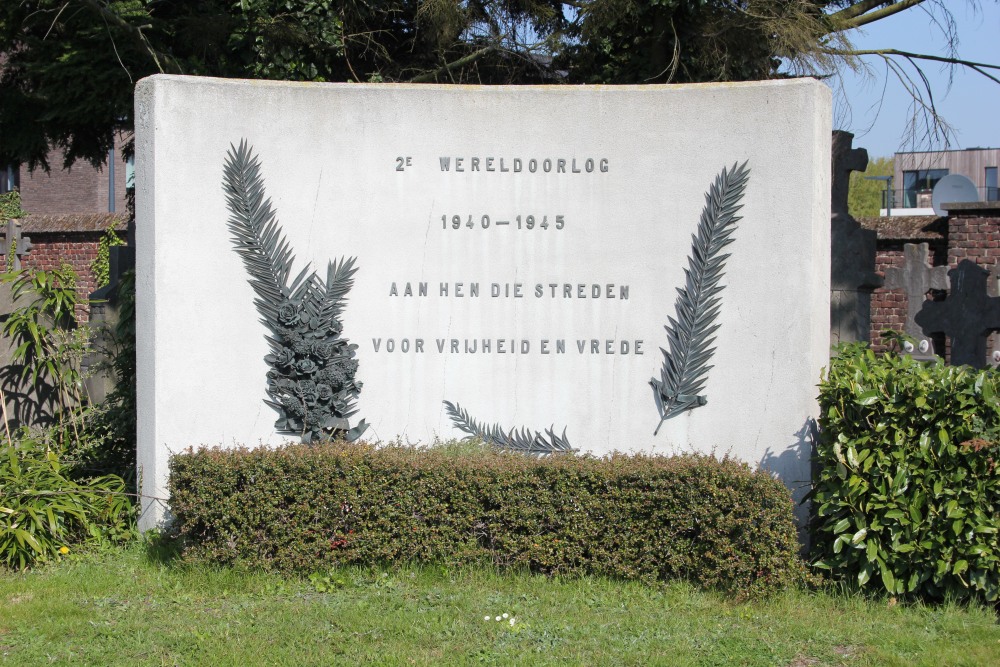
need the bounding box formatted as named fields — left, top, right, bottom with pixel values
left=223, top=139, right=367, bottom=443
left=651, top=161, right=750, bottom=435
left=443, top=401, right=574, bottom=457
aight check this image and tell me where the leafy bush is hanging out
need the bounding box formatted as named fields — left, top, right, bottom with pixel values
left=90, top=227, right=126, bottom=289
left=169, top=443, right=805, bottom=597
left=810, top=343, right=1000, bottom=601
left=1, top=266, right=90, bottom=443
left=0, top=191, right=25, bottom=225
left=0, top=437, right=134, bottom=569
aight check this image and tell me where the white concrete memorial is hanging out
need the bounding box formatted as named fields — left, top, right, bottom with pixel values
left=136, top=75, right=831, bottom=529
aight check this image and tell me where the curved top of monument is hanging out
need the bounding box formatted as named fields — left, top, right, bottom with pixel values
left=135, top=73, right=830, bottom=96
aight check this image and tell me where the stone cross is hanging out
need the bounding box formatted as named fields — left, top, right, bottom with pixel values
left=831, top=130, right=868, bottom=219
left=2, top=220, right=33, bottom=271
left=830, top=131, right=882, bottom=345
left=884, top=242, right=949, bottom=358
left=914, top=259, right=1000, bottom=368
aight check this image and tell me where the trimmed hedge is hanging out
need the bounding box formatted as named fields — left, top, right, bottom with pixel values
left=169, top=443, right=804, bottom=596
left=811, top=343, right=1000, bottom=601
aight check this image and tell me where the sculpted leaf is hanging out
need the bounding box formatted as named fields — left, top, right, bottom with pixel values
left=443, top=401, right=574, bottom=458
left=224, top=140, right=367, bottom=443
left=652, top=162, right=750, bottom=434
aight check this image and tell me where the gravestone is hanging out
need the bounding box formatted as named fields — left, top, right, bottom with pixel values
left=884, top=242, right=949, bottom=358
left=135, top=76, right=832, bottom=530
left=915, top=260, right=1000, bottom=368
left=829, top=131, right=882, bottom=345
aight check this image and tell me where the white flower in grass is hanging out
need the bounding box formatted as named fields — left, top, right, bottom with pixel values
left=495, top=616, right=502, bottom=621
left=509, top=617, right=516, bottom=626
left=502, top=613, right=509, bottom=619
left=484, top=616, right=491, bottom=621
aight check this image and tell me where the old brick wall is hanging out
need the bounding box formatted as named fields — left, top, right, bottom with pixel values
left=4, top=213, right=127, bottom=324
left=20, top=231, right=103, bottom=323
left=947, top=211, right=1000, bottom=360
left=870, top=244, right=907, bottom=353
left=862, top=217, right=948, bottom=353
left=862, top=209, right=999, bottom=365
left=15, top=140, right=130, bottom=216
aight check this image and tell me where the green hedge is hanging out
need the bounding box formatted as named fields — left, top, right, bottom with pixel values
left=169, top=443, right=804, bottom=596
left=811, top=344, right=1000, bottom=601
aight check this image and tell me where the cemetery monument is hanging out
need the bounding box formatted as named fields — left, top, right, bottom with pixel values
left=136, top=76, right=832, bottom=529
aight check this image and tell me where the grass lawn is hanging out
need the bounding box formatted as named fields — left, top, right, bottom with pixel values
left=0, top=543, right=997, bottom=666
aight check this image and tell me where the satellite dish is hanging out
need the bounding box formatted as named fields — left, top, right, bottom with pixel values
left=932, top=174, right=980, bottom=215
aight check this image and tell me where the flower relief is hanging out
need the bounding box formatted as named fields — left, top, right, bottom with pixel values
left=224, top=139, right=367, bottom=443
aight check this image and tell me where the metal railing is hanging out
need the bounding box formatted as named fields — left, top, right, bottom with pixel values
left=878, top=186, right=999, bottom=211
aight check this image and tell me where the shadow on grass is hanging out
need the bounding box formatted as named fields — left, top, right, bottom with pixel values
left=142, top=531, right=186, bottom=566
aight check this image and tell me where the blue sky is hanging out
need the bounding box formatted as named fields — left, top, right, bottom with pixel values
left=832, top=1, right=999, bottom=158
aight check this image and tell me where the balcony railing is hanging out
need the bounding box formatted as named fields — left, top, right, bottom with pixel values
left=876, top=186, right=1000, bottom=212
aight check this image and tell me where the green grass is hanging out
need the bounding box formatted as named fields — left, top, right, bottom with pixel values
left=0, top=543, right=997, bottom=666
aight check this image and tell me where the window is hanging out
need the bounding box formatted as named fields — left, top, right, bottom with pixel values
left=0, top=164, right=18, bottom=194
left=125, top=155, right=135, bottom=191
left=986, top=166, right=998, bottom=202
left=902, top=168, right=948, bottom=208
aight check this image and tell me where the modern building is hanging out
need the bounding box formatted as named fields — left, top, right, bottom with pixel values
left=880, top=147, right=1000, bottom=215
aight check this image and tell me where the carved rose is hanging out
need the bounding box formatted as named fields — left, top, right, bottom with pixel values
left=278, top=303, right=300, bottom=326
left=266, top=347, right=296, bottom=368
left=316, top=383, right=334, bottom=402
left=296, top=358, right=318, bottom=375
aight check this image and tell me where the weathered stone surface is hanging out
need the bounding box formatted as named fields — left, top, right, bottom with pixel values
left=915, top=260, right=1000, bottom=368
left=884, top=242, right=949, bottom=358
left=830, top=131, right=881, bottom=345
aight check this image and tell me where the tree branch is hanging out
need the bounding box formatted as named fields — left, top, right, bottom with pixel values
left=78, top=0, right=181, bottom=74
left=825, top=47, right=1000, bottom=85
left=407, top=46, right=496, bottom=83
left=828, top=0, right=906, bottom=24
left=827, top=0, right=927, bottom=33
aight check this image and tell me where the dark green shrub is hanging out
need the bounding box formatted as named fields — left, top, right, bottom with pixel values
left=810, top=343, right=1000, bottom=601
left=0, top=437, right=134, bottom=569
left=169, top=443, right=804, bottom=597
left=1, top=266, right=90, bottom=445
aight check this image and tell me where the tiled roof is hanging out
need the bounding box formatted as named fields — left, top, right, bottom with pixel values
left=858, top=215, right=947, bottom=241
left=14, top=213, right=128, bottom=234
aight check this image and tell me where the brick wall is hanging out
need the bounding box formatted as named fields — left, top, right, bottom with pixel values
left=4, top=213, right=127, bottom=324
left=863, top=209, right=1000, bottom=365
left=20, top=231, right=104, bottom=323
left=870, top=245, right=907, bottom=353
left=947, top=212, right=1000, bottom=360
left=862, top=217, right=947, bottom=353
left=16, top=140, right=130, bottom=216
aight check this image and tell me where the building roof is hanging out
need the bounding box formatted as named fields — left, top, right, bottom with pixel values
left=858, top=215, right=947, bottom=241
left=16, top=212, right=128, bottom=234
left=940, top=201, right=1000, bottom=216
